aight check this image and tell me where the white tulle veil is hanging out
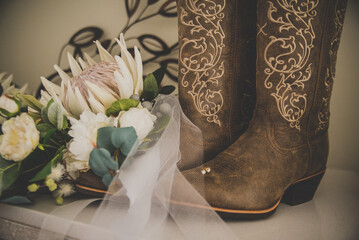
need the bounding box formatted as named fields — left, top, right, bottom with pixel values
left=38, top=95, right=238, bottom=240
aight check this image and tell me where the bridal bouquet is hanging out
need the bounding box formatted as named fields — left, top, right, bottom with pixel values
left=0, top=34, right=175, bottom=205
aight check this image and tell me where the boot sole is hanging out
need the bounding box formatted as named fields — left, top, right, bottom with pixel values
left=76, top=170, right=325, bottom=220
left=169, top=169, right=325, bottom=220
left=215, top=170, right=325, bottom=219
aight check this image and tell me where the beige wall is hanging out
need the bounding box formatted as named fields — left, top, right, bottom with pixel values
left=0, top=0, right=178, bottom=92
left=328, top=0, right=359, bottom=172
left=0, top=0, right=358, bottom=172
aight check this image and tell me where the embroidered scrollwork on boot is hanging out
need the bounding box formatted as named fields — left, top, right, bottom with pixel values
left=179, top=0, right=226, bottom=126
left=316, top=0, right=346, bottom=133
left=262, top=0, right=319, bottom=131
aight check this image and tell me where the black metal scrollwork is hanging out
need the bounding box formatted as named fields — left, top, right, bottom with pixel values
left=37, top=0, right=178, bottom=97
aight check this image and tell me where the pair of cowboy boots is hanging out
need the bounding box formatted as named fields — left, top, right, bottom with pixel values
left=177, top=0, right=348, bottom=218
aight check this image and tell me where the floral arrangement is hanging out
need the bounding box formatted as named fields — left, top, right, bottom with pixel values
left=0, top=34, right=174, bottom=205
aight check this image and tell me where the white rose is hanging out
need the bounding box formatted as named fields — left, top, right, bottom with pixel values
left=119, top=108, right=157, bottom=141
left=0, top=95, right=19, bottom=114
left=0, top=113, right=39, bottom=161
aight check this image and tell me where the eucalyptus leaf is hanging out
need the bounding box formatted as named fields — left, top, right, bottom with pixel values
left=30, top=152, right=63, bottom=182
left=116, top=152, right=127, bottom=167
left=102, top=173, right=113, bottom=187
left=111, top=127, right=138, bottom=156
left=0, top=157, right=20, bottom=194
left=1, top=196, right=32, bottom=205
left=106, top=99, right=139, bottom=117
left=18, top=94, right=44, bottom=112
left=89, top=148, right=118, bottom=177
left=97, top=127, right=117, bottom=154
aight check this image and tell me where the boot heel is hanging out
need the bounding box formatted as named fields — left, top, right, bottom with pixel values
left=281, top=171, right=325, bottom=206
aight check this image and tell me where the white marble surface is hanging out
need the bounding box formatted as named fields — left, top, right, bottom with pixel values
left=0, top=168, right=358, bottom=240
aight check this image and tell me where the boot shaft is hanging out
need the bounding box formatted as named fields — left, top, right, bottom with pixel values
left=256, top=0, right=347, bottom=149
left=178, top=0, right=256, bottom=160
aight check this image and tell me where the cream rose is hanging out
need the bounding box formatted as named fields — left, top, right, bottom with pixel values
left=119, top=108, right=156, bottom=141
left=0, top=113, right=40, bottom=161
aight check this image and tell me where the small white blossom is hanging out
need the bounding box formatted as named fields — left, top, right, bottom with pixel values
left=0, top=113, right=39, bottom=161
left=119, top=108, right=156, bottom=141
left=48, top=164, right=65, bottom=182
left=62, top=146, right=84, bottom=179
left=55, top=183, right=75, bottom=197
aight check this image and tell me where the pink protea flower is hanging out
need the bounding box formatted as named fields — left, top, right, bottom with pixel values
left=40, top=33, right=143, bottom=119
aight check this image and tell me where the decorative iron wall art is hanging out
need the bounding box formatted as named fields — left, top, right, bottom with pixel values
left=37, top=0, right=178, bottom=97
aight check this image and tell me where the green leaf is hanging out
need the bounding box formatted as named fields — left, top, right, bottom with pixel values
left=37, top=123, right=54, bottom=138
left=139, top=115, right=171, bottom=150
left=41, top=105, right=50, bottom=125
left=28, top=112, right=42, bottom=122
left=106, top=99, right=139, bottom=117
left=0, top=157, right=20, bottom=194
left=151, top=115, right=171, bottom=134
left=1, top=196, right=32, bottom=205
left=0, top=108, right=15, bottom=119
left=29, top=152, right=63, bottom=182
left=111, top=127, right=138, bottom=156
left=47, top=100, right=64, bottom=130
left=152, top=65, right=167, bottom=86
left=43, top=128, right=57, bottom=144
left=13, top=96, right=22, bottom=113
left=62, top=116, right=68, bottom=129
left=18, top=94, right=44, bottom=112
left=141, top=73, right=159, bottom=101
left=159, top=85, right=175, bottom=95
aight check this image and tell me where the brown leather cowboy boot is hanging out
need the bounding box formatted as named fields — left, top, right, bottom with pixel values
left=177, top=0, right=348, bottom=218
left=177, top=0, right=256, bottom=170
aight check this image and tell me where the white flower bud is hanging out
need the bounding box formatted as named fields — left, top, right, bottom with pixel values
left=0, top=95, right=19, bottom=114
